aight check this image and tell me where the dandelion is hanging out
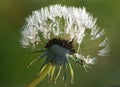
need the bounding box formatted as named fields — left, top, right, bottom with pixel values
left=20, top=4, right=109, bottom=87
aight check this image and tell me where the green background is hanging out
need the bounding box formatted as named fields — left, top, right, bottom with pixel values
left=0, top=0, right=120, bottom=87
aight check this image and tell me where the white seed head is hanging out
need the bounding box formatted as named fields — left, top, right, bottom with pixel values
left=21, top=5, right=110, bottom=85
left=20, top=4, right=98, bottom=47
left=21, top=4, right=109, bottom=67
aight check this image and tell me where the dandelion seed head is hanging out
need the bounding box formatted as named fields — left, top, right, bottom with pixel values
left=21, top=4, right=98, bottom=47
left=20, top=4, right=110, bottom=86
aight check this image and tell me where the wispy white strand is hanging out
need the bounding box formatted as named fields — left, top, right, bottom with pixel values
left=98, top=45, right=109, bottom=56
left=99, top=38, right=109, bottom=47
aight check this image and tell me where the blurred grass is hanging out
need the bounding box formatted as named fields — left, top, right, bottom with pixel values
left=0, top=0, right=120, bottom=87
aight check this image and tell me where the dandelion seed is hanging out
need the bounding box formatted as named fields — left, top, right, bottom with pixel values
left=20, top=4, right=109, bottom=87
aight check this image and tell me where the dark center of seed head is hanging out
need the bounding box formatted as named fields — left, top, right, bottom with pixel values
left=45, top=38, right=75, bottom=54
left=50, top=45, right=70, bottom=56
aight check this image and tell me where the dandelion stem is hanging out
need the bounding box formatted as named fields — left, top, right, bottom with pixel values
left=27, top=63, right=52, bottom=87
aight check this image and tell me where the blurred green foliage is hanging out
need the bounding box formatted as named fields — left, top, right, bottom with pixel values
left=0, top=0, right=120, bottom=87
